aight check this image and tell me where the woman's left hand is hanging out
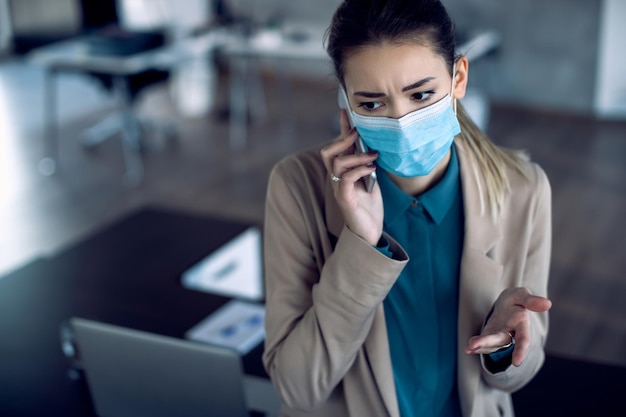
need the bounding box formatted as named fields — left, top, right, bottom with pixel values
left=464, top=287, right=552, bottom=367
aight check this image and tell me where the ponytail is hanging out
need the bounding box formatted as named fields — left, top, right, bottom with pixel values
left=456, top=102, right=529, bottom=219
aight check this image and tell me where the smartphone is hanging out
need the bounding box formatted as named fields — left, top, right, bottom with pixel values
left=337, top=87, right=377, bottom=192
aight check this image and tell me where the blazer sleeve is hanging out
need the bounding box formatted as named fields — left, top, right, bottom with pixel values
left=481, top=164, right=552, bottom=391
left=262, top=159, right=407, bottom=411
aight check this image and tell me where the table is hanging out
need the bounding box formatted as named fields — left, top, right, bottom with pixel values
left=0, top=207, right=273, bottom=416
left=220, top=26, right=503, bottom=151
left=28, top=26, right=503, bottom=169
left=1, top=207, right=623, bottom=416
left=27, top=24, right=316, bottom=183
left=512, top=354, right=625, bottom=416
left=219, top=23, right=330, bottom=151
left=28, top=29, right=229, bottom=185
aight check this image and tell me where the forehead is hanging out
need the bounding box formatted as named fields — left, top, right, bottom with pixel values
left=343, top=42, right=447, bottom=92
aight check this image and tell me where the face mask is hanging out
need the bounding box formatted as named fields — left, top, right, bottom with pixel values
left=350, top=74, right=461, bottom=178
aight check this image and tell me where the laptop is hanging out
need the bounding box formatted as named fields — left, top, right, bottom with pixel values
left=71, top=317, right=254, bottom=417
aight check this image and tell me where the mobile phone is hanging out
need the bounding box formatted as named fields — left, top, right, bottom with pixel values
left=337, top=87, right=377, bottom=192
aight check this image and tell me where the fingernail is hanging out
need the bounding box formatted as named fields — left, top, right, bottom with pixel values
left=367, top=151, right=378, bottom=156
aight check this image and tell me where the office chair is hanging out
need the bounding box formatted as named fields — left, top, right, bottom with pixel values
left=80, top=26, right=175, bottom=146
left=78, top=0, right=176, bottom=185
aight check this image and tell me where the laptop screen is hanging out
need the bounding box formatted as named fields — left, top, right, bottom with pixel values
left=71, top=317, right=250, bottom=417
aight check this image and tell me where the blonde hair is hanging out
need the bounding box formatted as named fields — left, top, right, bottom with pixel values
left=455, top=101, right=529, bottom=219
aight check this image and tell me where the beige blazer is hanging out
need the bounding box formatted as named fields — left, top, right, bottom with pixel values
left=262, top=138, right=551, bottom=417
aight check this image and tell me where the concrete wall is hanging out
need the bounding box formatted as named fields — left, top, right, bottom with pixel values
left=248, top=0, right=603, bottom=115
left=118, top=0, right=212, bottom=33
left=442, top=0, right=602, bottom=115
left=594, top=0, right=626, bottom=119
left=228, top=0, right=340, bottom=25
left=0, top=0, right=11, bottom=53
left=9, top=0, right=81, bottom=34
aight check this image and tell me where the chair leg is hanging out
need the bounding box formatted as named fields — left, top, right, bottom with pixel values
left=79, top=76, right=177, bottom=185
left=82, top=113, right=123, bottom=148
left=113, top=76, right=144, bottom=186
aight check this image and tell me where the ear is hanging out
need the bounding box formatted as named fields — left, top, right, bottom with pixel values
left=452, top=55, right=469, bottom=100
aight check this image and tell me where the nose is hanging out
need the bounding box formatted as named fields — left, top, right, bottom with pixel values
left=388, top=102, right=413, bottom=119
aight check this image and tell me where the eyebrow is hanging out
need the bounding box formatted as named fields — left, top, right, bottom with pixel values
left=353, top=77, right=436, bottom=98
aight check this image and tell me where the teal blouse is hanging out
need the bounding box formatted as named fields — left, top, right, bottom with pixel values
left=379, top=146, right=464, bottom=417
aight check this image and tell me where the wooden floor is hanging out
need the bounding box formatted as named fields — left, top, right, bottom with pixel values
left=1, top=58, right=625, bottom=368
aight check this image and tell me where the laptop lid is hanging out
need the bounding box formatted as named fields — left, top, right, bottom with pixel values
left=71, top=317, right=249, bottom=417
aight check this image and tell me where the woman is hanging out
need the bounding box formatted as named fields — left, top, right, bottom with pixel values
left=262, top=0, right=552, bottom=416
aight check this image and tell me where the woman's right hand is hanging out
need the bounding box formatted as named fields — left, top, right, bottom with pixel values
left=320, top=109, right=383, bottom=246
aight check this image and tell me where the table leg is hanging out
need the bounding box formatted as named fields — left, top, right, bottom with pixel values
left=276, top=61, right=295, bottom=143
left=38, top=68, right=57, bottom=176
left=248, top=59, right=268, bottom=124
left=229, top=56, right=249, bottom=151
left=229, top=55, right=269, bottom=152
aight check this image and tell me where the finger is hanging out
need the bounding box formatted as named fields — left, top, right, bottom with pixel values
left=506, top=288, right=552, bottom=312
left=464, top=331, right=513, bottom=355
left=336, top=163, right=377, bottom=188
left=332, top=153, right=378, bottom=185
left=334, top=151, right=378, bottom=172
left=522, top=295, right=552, bottom=313
left=322, top=127, right=358, bottom=155
left=320, top=129, right=359, bottom=173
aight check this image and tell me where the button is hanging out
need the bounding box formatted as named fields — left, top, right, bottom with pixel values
left=410, top=200, right=418, bottom=207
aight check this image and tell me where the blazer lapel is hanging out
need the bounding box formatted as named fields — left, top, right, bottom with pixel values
left=455, top=139, right=504, bottom=416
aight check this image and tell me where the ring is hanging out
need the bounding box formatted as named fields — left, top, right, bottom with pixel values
left=330, top=174, right=342, bottom=183
left=500, top=330, right=515, bottom=349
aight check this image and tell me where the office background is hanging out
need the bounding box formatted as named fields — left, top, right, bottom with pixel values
left=0, top=0, right=625, bottom=409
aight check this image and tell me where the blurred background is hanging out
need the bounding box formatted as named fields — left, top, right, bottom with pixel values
left=0, top=0, right=625, bottom=372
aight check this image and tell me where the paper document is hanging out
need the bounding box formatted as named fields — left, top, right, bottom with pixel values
left=181, top=227, right=263, bottom=300
left=185, top=300, right=265, bottom=355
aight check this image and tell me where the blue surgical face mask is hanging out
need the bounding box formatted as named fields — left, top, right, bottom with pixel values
left=350, top=77, right=461, bottom=178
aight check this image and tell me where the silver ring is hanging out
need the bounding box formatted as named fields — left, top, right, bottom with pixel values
left=330, top=174, right=342, bottom=183
left=500, top=330, right=515, bottom=349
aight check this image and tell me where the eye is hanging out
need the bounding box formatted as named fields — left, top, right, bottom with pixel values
left=357, top=101, right=384, bottom=112
left=412, top=90, right=435, bottom=102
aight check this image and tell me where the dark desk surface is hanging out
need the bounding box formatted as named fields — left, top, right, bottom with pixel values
left=2, top=207, right=624, bottom=416
left=0, top=207, right=266, bottom=417
left=512, top=354, right=626, bottom=417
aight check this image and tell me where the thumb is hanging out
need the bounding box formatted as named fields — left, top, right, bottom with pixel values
left=523, top=295, right=552, bottom=312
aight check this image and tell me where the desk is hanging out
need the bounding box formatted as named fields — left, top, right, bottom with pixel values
left=28, top=30, right=228, bottom=185
left=512, top=355, right=625, bottom=416
left=220, top=27, right=502, bottom=151
left=1, top=207, right=625, bottom=415
left=0, top=207, right=273, bottom=416
left=219, top=23, right=330, bottom=151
